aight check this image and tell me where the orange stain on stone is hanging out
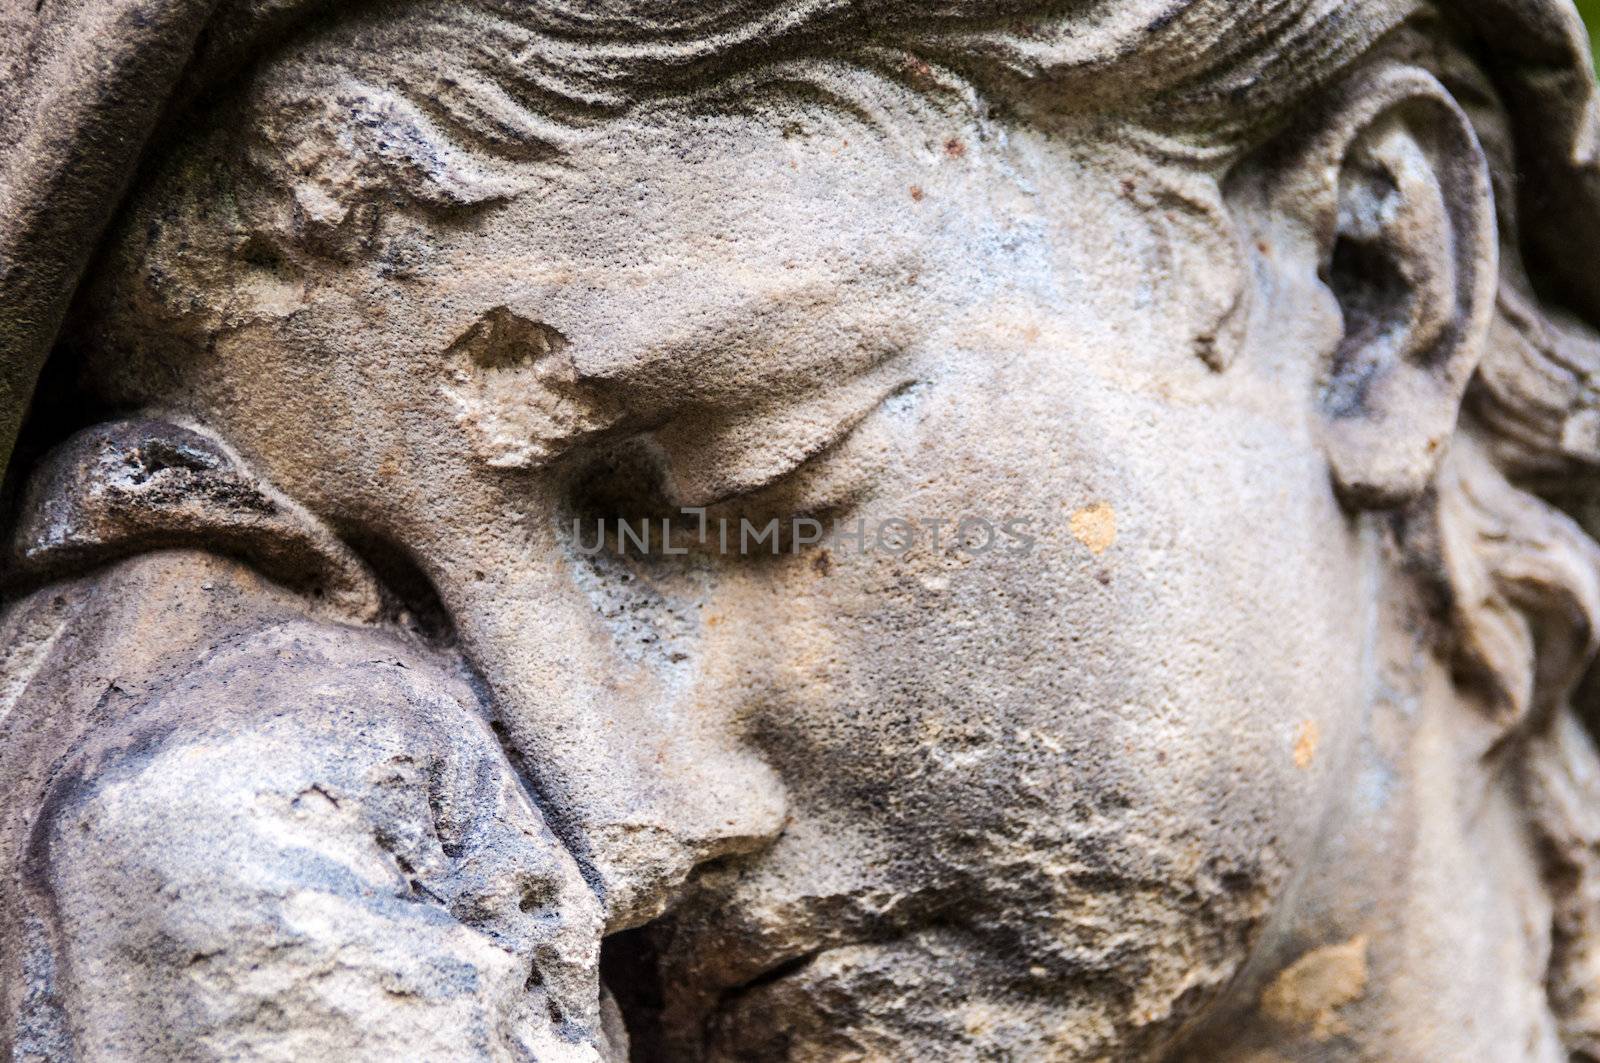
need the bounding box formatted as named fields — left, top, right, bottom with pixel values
left=1261, top=935, right=1369, bottom=1041
left=1294, top=719, right=1320, bottom=770
left=1070, top=503, right=1118, bottom=555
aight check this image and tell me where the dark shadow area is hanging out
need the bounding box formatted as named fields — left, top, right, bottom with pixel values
left=602, top=924, right=672, bottom=1063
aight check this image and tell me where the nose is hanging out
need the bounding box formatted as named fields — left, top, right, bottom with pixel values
left=432, top=526, right=788, bottom=933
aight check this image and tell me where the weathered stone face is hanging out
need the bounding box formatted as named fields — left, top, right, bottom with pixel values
left=74, top=84, right=1381, bottom=1046
left=8, top=1, right=1600, bottom=1060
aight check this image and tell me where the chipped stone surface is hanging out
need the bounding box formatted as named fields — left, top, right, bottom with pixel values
left=4, top=1, right=1600, bottom=1060
left=444, top=308, right=627, bottom=470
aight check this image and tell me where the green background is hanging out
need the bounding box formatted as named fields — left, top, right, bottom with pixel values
left=1582, top=0, right=1600, bottom=69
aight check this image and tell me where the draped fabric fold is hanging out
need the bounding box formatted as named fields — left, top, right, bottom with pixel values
left=1, top=0, right=222, bottom=474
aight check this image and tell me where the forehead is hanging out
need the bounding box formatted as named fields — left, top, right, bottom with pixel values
left=133, top=0, right=1418, bottom=402
left=408, top=105, right=1201, bottom=407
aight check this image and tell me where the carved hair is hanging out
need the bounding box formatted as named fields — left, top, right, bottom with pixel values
left=1314, top=9, right=1600, bottom=1052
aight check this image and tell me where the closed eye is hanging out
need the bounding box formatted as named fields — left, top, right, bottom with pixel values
left=651, top=368, right=918, bottom=511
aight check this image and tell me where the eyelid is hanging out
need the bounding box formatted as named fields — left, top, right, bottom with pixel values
left=652, top=369, right=916, bottom=509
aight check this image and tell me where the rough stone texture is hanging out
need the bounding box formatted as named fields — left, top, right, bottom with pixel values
left=5, top=1, right=1600, bottom=1060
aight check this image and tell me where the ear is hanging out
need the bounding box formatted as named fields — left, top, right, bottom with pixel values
left=1266, top=64, right=1498, bottom=510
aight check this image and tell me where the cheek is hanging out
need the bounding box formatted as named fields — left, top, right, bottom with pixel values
left=736, top=366, right=1368, bottom=983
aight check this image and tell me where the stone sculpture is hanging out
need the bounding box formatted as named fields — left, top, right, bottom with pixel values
left=4, top=1, right=1600, bottom=1059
